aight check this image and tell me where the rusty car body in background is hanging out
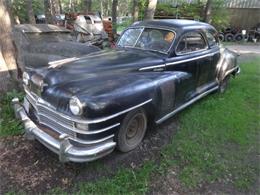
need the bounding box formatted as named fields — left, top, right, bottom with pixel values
left=13, top=24, right=100, bottom=70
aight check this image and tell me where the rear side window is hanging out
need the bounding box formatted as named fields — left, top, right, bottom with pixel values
left=84, top=16, right=92, bottom=24
left=206, top=31, right=218, bottom=47
left=176, top=32, right=207, bottom=54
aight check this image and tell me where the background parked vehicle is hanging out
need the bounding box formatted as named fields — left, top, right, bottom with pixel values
left=12, top=24, right=100, bottom=71
left=65, top=12, right=113, bottom=47
left=73, top=14, right=108, bottom=47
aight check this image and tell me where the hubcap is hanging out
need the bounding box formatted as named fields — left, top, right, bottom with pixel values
left=125, top=113, right=146, bottom=146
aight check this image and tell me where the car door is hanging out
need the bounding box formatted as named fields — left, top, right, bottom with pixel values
left=203, top=30, right=221, bottom=83
left=165, top=31, right=210, bottom=107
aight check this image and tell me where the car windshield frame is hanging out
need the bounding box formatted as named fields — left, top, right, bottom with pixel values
left=25, top=31, right=73, bottom=43
left=117, top=26, right=176, bottom=54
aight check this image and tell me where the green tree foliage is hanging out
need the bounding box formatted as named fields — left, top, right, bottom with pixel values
left=11, top=0, right=44, bottom=23
left=155, top=0, right=230, bottom=30
left=137, top=0, right=148, bottom=20
left=210, top=0, right=230, bottom=30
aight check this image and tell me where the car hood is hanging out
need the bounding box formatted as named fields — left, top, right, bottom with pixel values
left=36, top=48, right=166, bottom=86
left=27, top=41, right=100, bottom=57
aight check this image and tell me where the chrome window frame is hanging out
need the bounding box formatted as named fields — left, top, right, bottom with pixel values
left=204, top=30, right=219, bottom=48
left=175, top=30, right=208, bottom=56
left=117, top=26, right=177, bottom=55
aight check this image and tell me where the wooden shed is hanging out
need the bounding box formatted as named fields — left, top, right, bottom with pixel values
left=224, top=0, right=260, bottom=30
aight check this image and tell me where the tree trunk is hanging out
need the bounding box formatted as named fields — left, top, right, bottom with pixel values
left=84, top=0, right=92, bottom=14
left=58, top=0, right=63, bottom=14
left=132, top=0, right=139, bottom=22
left=0, top=0, right=18, bottom=91
left=51, top=0, right=61, bottom=15
left=44, top=0, right=54, bottom=24
left=69, top=0, right=75, bottom=12
left=144, top=0, right=157, bottom=20
left=112, top=0, right=118, bottom=38
left=100, top=0, right=103, bottom=17
left=27, top=0, right=36, bottom=24
left=204, top=0, right=212, bottom=23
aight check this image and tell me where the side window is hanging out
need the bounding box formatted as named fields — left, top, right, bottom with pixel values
left=176, top=32, right=207, bottom=54
left=206, top=31, right=218, bottom=47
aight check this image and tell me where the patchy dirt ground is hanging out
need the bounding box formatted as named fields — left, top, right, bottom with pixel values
left=0, top=118, right=179, bottom=194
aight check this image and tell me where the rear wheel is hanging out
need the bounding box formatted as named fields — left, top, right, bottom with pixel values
left=116, top=108, right=147, bottom=152
left=219, top=75, right=230, bottom=93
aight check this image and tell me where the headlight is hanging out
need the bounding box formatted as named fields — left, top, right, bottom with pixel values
left=22, top=72, right=30, bottom=85
left=69, top=96, right=83, bottom=116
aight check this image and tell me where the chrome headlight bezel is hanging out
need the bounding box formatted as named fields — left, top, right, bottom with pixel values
left=69, top=96, right=83, bottom=116
left=22, top=72, right=30, bottom=85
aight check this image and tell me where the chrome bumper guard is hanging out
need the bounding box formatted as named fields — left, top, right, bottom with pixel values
left=12, top=98, right=116, bottom=163
left=236, top=66, right=241, bottom=75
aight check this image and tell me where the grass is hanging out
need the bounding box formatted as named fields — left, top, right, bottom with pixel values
left=162, top=57, right=260, bottom=189
left=50, top=163, right=155, bottom=195
left=0, top=90, right=24, bottom=136
left=66, top=57, right=259, bottom=194
left=1, top=57, right=259, bottom=194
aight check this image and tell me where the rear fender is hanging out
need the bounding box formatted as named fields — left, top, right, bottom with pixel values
left=216, top=47, right=239, bottom=82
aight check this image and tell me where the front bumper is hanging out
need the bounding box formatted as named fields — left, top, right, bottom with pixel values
left=12, top=98, right=116, bottom=163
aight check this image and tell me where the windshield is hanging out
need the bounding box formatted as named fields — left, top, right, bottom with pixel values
left=26, top=32, right=73, bottom=43
left=117, top=27, right=175, bottom=53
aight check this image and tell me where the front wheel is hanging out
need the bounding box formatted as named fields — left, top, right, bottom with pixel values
left=116, top=108, right=147, bottom=152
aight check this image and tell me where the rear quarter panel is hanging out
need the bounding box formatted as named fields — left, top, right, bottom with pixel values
left=216, top=47, right=238, bottom=82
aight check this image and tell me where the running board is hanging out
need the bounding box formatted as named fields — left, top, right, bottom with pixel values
left=156, top=86, right=219, bottom=124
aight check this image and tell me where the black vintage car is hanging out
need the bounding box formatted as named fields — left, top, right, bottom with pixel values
left=13, top=20, right=240, bottom=162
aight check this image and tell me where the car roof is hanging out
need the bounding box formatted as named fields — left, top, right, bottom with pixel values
left=131, top=19, right=215, bottom=31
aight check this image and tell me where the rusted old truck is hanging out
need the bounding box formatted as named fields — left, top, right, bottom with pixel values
left=65, top=13, right=111, bottom=46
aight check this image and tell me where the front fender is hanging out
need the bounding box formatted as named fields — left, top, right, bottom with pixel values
left=43, top=71, right=190, bottom=124
left=79, top=71, right=190, bottom=121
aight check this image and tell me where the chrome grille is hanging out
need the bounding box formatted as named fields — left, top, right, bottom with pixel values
left=25, top=92, right=75, bottom=137
left=26, top=92, right=37, bottom=109
left=37, top=104, right=74, bottom=127
left=39, top=114, right=75, bottom=137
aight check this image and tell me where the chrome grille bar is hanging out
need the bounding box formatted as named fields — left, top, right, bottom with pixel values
left=25, top=91, right=119, bottom=138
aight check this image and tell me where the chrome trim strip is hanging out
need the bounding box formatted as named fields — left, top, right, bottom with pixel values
left=38, top=112, right=120, bottom=135
left=25, top=89, right=152, bottom=124
left=139, top=64, right=165, bottom=71
left=139, top=51, right=220, bottom=71
left=70, top=134, right=115, bottom=145
left=166, top=51, right=220, bottom=66
left=37, top=99, right=152, bottom=124
left=156, top=86, right=219, bottom=124
left=224, top=66, right=240, bottom=78
left=38, top=118, right=115, bottom=144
